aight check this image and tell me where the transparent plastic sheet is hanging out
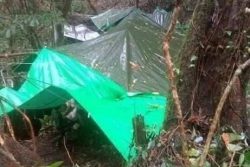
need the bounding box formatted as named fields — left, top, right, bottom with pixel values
left=91, top=7, right=135, bottom=31
left=17, top=9, right=186, bottom=96
left=150, top=8, right=172, bottom=28
left=58, top=10, right=171, bottom=95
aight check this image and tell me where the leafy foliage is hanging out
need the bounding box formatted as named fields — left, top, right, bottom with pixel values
left=44, top=161, right=64, bottom=167
left=0, top=0, right=65, bottom=53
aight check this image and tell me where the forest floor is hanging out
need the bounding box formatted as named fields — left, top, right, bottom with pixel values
left=22, top=130, right=124, bottom=167
left=0, top=130, right=124, bottom=167
left=1, top=90, right=249, bottom=167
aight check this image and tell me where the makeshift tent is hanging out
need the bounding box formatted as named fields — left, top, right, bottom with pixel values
left=148, top=8, right=172, bottom=28
left=0, top=48, right=166, bottom=161
left=64, top=24, right=100, bottom=41
left=90, top=7, right=172, bottom=30
left=63, top=7, right=172, bottom=42
left=91, top=7, right=135, bottom=31
left=58, top=9, right=179, bottom=95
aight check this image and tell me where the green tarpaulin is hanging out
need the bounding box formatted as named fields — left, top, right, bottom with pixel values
left=91, top=7, right=135, bottom=31
left=0, top=48, right=166, bottom=160
left=58, top=9, right=185, bottom=95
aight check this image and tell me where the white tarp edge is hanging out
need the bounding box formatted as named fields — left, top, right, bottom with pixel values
left=64, top=24, right=100, bottom=41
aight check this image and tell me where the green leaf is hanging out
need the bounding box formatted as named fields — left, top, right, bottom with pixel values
left=226, top=143, right=243, bottom=152
left=239, top=153, right=245, bottom=167
left=226, top=133, right=245, bottom=143
left=189, top=158, right=199, bottom=166
left=190, top=55, right=198, bottom=62
left=142, top=150, right=148, bottom=160
left=187, top=148, right=201, bottom=157
left=5, top=29, right=11, bottom=38
left=46, top=161, right=63, bottom=167
left=174, top=68, right=180, bottom=75
left=19, top=24, right=25, bottom=31
left=222, top=162, right=228, bottom=167
left=189, top=64, right=195, bottom=68
left=30, top=17, right=39, bottom=27
left=225, top=31, right=232, bottom=36
left=244, top=151, right=250, bottom=164
left=204, top=161, right=211, bottom=167
left=10, top=25, right=16, bottom=34
left=189, top=158, right=210, bottom=167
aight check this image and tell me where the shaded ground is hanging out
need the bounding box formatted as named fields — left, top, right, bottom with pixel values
left=20, top=130, right=124, bottom=167
left=0, top=135, right=41, bottom=167
left=0, top=131, right=123, bottom=167
left=18, top=116, right=124, bottom=167
left=2, top=108, right=125, bottom=167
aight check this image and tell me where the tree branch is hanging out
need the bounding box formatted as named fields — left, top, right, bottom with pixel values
left=0, top=101, right=16, bottom=141
left=0, top=52, right=36, bottom=58
left=199, top=58, right=250, bottom=166
left=163, top=3, right=187, bottom=154
left=0, top=134, right=20, bottom=166
left=0, top=97, right=37, bottom=153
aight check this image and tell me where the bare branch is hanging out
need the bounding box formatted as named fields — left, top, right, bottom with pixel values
left=63, top=136, right=75, bottom=166
left=163, top=3, right=187, bottom=154
left=0, top=101, right=16, bottom=141
left=199, top=58, right=250, bottom=166
left=0, top=97, right=37, bottom=153
left=0, top=52, right=36, bottom=58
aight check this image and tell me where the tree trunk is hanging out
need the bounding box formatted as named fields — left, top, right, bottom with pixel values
left=86, top=0, right=97, bottom=15
left=135, top=0, right=139, bottom=8
left=26, top=26, right=41, bottom=50
left=178, top=0, right=250, bottom=134
left=52, top=0, right=73, bottom=47
left=53, top=23, right=64, bottom=47
left=62, top=0, right=73, bottom=18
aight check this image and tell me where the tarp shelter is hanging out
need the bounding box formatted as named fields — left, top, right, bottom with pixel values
left=91, top=7, right=135, bottom=31
left=0, top=48, right=166, bottom=161
left=58, top=9, right=184, bottom=95
left=63, top=7, right=173, bottom=42
left=90, top=7, right=172, bottom=30
left=148, top=8, right=172, bottom=28
left=64, top=24, right=100, bottom=41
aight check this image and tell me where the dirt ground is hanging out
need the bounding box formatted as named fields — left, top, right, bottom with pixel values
left=0, top=128, right=124, bottom=167
left=21, top=131, right=125, bottom=167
